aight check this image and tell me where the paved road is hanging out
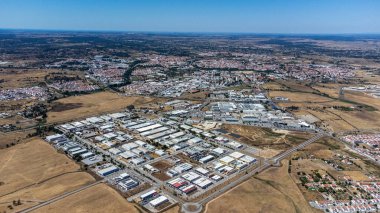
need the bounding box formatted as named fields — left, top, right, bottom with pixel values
left=18, top=180, right=104, bottom=213
left=272, top=133, right=325, bottom=163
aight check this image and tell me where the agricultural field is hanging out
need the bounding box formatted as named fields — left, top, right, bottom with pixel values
left=0, top=138, right=96, bottom=212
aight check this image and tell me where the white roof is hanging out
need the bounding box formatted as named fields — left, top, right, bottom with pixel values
left=119, top=151, right=136, bottom=159
left=149, top=195, right=168, bottom=206
left=199, top=155, right=214, bottom=162
left=140, top=190, right=156, bottom=199
left=103, top=132, right=117, bottom=139
left=182, top=172, right=200, bottom=182
left=134, top=140, right=146, bottom=146
left=227, top=141, right=243, bottom=148
left=130, top=158, right=145, bottom=165
left=240, top=155, right=257, bottom=163
left=220, top=156, right=235, bottom=164
left=136, top=123, right=162, bottom=133
left=121, top=142, right=139, bottom=150
left=194, top=177, right=213, bottom=188
left=229, top=151, right=245, bottom=159
left=109, top=148, right=122, bottom=155
left=195, top=167, right=210, bottom=175
left=211, top=175, right=222, bottom=180
left=212, top=147, right=225, bottom=154
left=109, top=112, right=127, bottom=119
left=86, top=117, right=104, bottom=123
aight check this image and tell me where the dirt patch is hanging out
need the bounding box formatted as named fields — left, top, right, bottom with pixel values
left=50, top=102, right=83, bottom=112
left=152, top=160, right=173, bottom=181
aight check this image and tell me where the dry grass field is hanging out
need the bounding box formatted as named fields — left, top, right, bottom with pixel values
left=290, top=102, right=380, bottom=133
left=0, top=173, right=95, bottom=212
left=47, top=92, right=163, bottom=124
left=179, top=91, right=209, bottom=100
left=221, top=124, right=312, bottom=149
left=206, top=160, right=317, bottom=213
left=312, top=83, right=349, bottom=99
left=0, top=138, right=95, bottom=212
left=263, top=77, right=380, bottom=133
left=268, top=91, right=333, bottom=103
left=355, top=70, right=380, bottom=84
left=344, top=91, right=380, bottom=110
left=0, top=130, right=35, bottom=148
left=0, top=69, right=52, bottom=89
left=278, top=100, right=353, bottom=109
left=36, top=183, right=140, bottom=213
left=262, top=81, right=287, bottom=90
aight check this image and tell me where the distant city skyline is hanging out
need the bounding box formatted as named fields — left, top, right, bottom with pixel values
left=0, top=0, right=379, bottom=34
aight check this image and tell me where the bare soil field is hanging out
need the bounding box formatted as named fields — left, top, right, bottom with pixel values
left=206, top=160, right=317, bottom=213
left=47, top=92, right=163, bottom=124
left=0, top=138, right=96, bottom=212
left=221, top=124, right=312, bottom=149
left=36, top=183, right=139, bottom=213
left=269, top=91, right=333, bottom=103
left=152, top=160, right=173, bottom=181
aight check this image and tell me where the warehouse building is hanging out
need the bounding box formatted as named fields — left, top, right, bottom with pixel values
left=199, top=155, right=215, bottom=164
left=193, top=177, right=213, bottom=189
left=140, top=190, right=157, bottom=201
left=97, top=165, right=119, bottom=176
left=149, top=195, right=169, bottom=208
left=118, top=178, right=139, bottom=191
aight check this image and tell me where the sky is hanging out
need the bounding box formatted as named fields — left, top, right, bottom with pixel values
left=0, top=0, right=379, bottom=34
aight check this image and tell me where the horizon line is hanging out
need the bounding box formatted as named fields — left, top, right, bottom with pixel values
left=1, top=27, right=380, bottom=36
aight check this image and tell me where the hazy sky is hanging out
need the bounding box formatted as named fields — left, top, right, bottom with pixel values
left=0, top=0, right=379, bottom=33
